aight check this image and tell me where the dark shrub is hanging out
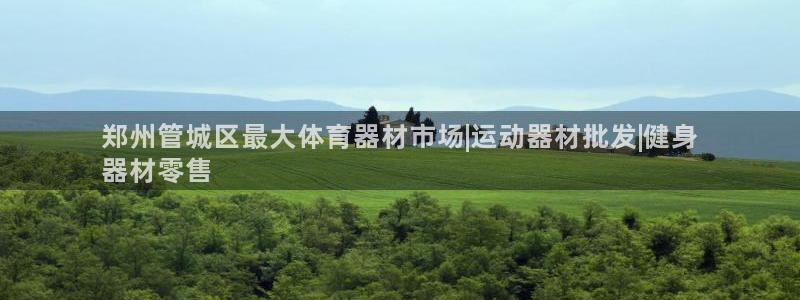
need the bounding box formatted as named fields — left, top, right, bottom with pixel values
left=698, top=153, right=716, bottom=161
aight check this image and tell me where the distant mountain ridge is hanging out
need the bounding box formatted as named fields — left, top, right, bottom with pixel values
left=2, top=87, right=800, bottom=111
left=592, top=90, right=800, bottom=111
left=0, top=87, right=358, bottom=111
left=497, top=105, right=558, bottom=111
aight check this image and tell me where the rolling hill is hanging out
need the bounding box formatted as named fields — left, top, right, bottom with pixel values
left=0, top=131, right=799, bottom=219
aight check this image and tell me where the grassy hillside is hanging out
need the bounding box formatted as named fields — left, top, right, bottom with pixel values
left=1, top=131, right=798, bottom=190
left=1, top=131, right=799, bottom=220
left=169, top=190, right=800, bottom=221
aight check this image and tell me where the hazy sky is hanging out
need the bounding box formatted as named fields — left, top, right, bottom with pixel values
left=1, top=0, right=798, bottom=110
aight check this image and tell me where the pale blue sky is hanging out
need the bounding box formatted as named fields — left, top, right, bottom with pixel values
left=1, top=0, right=798, bottom=110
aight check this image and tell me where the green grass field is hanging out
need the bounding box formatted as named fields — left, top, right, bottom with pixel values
left=169, top=190, right=800, bottom=221
left=2, top=131, right=799, bottom=220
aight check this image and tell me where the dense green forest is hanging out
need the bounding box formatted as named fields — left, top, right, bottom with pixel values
left=1, top=190, right=799, bottom=300
left=1, top=145, right=799, bottom=299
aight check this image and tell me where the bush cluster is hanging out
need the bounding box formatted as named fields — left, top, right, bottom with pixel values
left=698, top=153, right=717, bottom=161
left=0, top=145, right=164, bottom=196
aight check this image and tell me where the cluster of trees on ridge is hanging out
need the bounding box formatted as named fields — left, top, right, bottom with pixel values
left=343, top=109, right=712, bottom=158
left=1, top=190, right=799, bottom=300
left=347, top=107, right=435, bottom=146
